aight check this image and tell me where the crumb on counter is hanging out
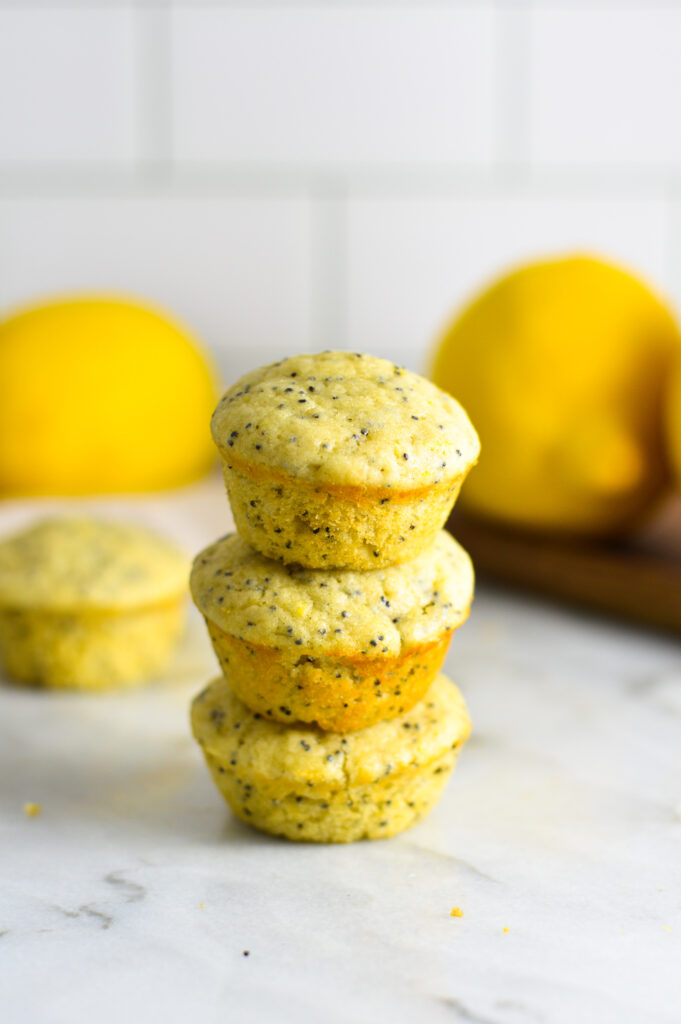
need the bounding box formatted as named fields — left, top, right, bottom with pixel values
left=450, top=907, right=463, bottom=918
left=502, top=927, right=510, bottom=934
left=243, top=950, right=250, bottom=957
left=23, top=802, right=42, bottom=817
left=199, top=903, right=205, bottom=909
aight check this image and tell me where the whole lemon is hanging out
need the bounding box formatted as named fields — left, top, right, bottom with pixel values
left=0, top=296, right=218, bottom=495
left=432, top=255, right=680, bottom=536
left=665, top=355, right=681, bottom=491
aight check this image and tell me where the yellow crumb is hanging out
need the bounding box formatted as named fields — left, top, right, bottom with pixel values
left=663, top=925, right=671, bottom=932
left=502, top=927, right=510, bottom=933
left=23, top=802, right=42, bottom=817
left=450, top=907, right=464, bottom=918
left=199, top=903, right=205, bottom=909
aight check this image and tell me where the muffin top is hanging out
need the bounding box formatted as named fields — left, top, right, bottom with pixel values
left=0, top=517, right=189, bottom=612
left=191, top=529, right=473, bottom=657
left=211, top=351, right=479, bottom=491
left=192, top=673, right=471, bottom=788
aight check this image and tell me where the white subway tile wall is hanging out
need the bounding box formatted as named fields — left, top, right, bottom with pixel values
left=0, top=9, right=136, bottom=163
left=0, top=197, right=313, bottom=382
left=0, top=2, right=679, bottom=383
left=530, top=10, right=681, bottom=166
left=346, top=196, right=671, bottom=373
left=172, top=8, right=497, bottom=163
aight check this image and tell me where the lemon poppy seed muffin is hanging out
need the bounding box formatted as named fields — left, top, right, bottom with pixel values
left=190, top=530, right=473, bottom=732
left=191, top=672, right=471, bottom=843
left=0, top=517, right=189, bottom=690
left=212, top=351, right=479, bottom=569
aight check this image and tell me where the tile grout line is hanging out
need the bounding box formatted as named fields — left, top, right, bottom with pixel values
left=0, top=2, right=676, bottom=9
left=309, top=183, right=348, bottom=351
left=134, top=4, right=174, bottom=184
left=1, top=164, right=681, bottom=201
left=493, top=3, right=532, bottom=175
left=0, top=1, right=502, bottom=9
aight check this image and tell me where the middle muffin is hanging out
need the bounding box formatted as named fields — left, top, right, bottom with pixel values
left=191, top=530, right=473, bottom=732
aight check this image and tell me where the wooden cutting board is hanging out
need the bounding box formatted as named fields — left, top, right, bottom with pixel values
left=448, top=498, right=681, bottom=635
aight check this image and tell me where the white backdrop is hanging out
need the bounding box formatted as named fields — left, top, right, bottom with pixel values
left=1, top=2, right=679, bottom=384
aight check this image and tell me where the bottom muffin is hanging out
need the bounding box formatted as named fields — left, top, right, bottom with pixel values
left=191, top=673, right=471, bottom=843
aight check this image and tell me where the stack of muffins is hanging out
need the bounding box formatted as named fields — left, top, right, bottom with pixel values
left=190, top=352, right=480, bottom=843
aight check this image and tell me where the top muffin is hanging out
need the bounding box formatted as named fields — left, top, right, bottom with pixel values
left=0, top=517, right=189, bottom=612
left=212, top=351, right=479, bottom=491
left=212, top=352, right=479, bottom=569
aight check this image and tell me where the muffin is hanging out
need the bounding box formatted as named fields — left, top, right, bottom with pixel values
left=191, top=672, right=471, bottom=843
left=0, top=517, right=188, bottom=690
left=211, top=351, right=479, bottom=569
left=190, top=530, right=473, bottom=732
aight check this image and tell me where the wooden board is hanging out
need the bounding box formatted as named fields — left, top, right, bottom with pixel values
left=448, top=501, right=681, bottom=635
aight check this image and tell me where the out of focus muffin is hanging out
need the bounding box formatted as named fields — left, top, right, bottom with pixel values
left=0, top=517, right=188, bottom=690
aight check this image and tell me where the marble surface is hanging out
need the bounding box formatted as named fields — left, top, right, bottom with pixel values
left=1, top=482, right=680, bottom=1024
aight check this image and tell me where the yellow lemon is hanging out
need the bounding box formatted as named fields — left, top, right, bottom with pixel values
left=665, top=355, right=681, bottom=491
left=0, top=295, right=218, bottom=495
left=432, top=255, right=680, bottom=536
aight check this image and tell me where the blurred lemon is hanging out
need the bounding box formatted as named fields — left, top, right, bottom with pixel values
left=0, top=296, right=218, bottom=495
left=665, top=355, right=681, bottom=492
left=432, top=255, right=680, bottom=536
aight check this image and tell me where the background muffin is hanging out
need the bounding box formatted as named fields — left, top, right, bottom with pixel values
left=211, top=351, right=479, bottom=569
left=191, top=530, right=473, bottom=731
left=191, top=673, right=471, bottom=843
left=0, top=517, right=189, bottom=690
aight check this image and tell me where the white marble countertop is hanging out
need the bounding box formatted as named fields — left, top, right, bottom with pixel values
left=1, top=481, right=680, bottom=1024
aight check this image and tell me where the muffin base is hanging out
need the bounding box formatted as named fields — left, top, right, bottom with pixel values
left=205, top=619, right=454, bottom=732
left=222, top=459, right=463, bottom=569
left=191, top=672, right=471, bottom=843
left=0, top=600, right=184, bottom=690
left=204, top=747, right=457, bottom=842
